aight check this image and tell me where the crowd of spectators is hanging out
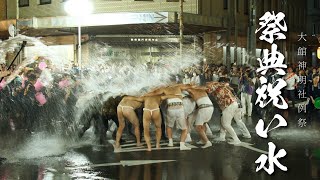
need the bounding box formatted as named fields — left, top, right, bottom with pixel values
left=1, top=59, right=320, bottom=136
left=0, top=59, right=80, bottom=135
left=179, top=62, right=320, bottom=121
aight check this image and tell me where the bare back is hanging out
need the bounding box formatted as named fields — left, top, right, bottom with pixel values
left=143, top=96, right=162, bottom=109
left=119, top=97, right=142, bottom=109
left=186, top=88, right=208, bottom=101
left=163, top=86, right=182, bottom=95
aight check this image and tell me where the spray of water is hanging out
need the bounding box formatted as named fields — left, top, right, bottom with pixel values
left=70, top=40, right=207, bottom=134
left=0, top=35, right=206, bottom=159
left=1, top=35, right=68, bottom=86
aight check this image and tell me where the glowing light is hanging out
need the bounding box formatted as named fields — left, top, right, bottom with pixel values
left=317, top=47, right=320, bottom=59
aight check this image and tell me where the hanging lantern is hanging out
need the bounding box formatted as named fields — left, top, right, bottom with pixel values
left=317, top=47, right=320, bottom=59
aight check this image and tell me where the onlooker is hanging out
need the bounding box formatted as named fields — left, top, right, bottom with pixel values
left=283, top=67, right=299, bottom=107
left=212, top=69, right=219, bottom=82
left=190, top=72, right=200, bottom=86
left=239, top=68, right=255, bottom=117
left=307, top=74, right=320, bottom=121
left=229, top=66, right=240, bottom=92
left=182, top=74, right=191, bottom=84
left=297, top=70, right=307, bottom=95
left=218, top=68, right=230, bottom=83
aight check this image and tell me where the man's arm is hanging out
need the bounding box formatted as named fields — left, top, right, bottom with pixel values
left=0, top=71, right=10, bottom=78
left=176, top=83, right=196, bottom=90
left=191, top=86, right=208, bottom=91
left=143, top=88, right=164, bottom=96
left=124, top=96, right=144, bottom=102
left=161, top=94, right=182, bottom=101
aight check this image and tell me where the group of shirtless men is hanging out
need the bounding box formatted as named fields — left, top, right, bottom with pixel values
left=114, top=81, right=252, bottom=152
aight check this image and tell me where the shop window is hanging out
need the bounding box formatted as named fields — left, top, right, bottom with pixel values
left=40, top=0, right=51, bottom=5
left=19, top=0, right=29, bottom=7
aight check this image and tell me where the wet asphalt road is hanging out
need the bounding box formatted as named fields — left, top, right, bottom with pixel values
left=0, top=108, right=320, bottom=180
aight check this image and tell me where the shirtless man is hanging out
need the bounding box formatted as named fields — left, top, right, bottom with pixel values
left=206, top=81, right=251, bottom=145
left=127, top=94, right=182, bottom=151
left=184, top=87, right=214, bottom=148
left=114, top=96, right=143, bottom=151
left=146, top=84, right=194, bottom=150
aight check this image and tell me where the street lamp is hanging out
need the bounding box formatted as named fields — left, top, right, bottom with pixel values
left=64, top=0, right=93, bottom=74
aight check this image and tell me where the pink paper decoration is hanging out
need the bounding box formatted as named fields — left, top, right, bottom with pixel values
left=38, top=62, right=47, bottom=70
left=35, top=92, right=47, bottom=105
left=58, top=79, right=70, bottom=89
left=34, top=79, right=44, bottom=91
left=0, top=79, right=6, bottom=90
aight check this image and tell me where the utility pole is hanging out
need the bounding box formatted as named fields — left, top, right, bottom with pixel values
left=248, top=0, right=256, bottom=65
left=234, top=0, right=238, bottom=64
left=226, top=0, right=232, bottom=71
left=179, top=0, right=184, bottom=59
left=16, top=0, right=19, bottom=19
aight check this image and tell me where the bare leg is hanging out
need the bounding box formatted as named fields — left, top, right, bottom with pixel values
left=203, top=123, right=207, bottom=134
left=115, top=109, right=125, bottom=149
left=143, top=113, right=152, bottom=151
left=126, top=111, right=141, bottom=147
left=180, top=129, right=188, bottom=142
left=153, top=112, right=162, bottom=149
left=166, top=126, right=173, bottom=139
left=195, top=125, right=209, bottom=143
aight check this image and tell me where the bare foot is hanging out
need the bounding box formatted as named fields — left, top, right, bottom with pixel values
left=136, top=143, right=143, bottom=147
left=113, top=143, right=121, bottom=153
left=156, top=144, right=161, bottom=149
left=146, top=148, right=152, bottom=152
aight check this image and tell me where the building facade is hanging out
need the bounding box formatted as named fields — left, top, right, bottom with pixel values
left=307, top=0, right=320, bottom=66
left=0, top=0, right=308, bottom=66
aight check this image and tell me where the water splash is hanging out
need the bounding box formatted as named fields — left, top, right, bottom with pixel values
left=0, top=35, right=206, bottom=160
left=1, top=35, right=68, bottom=87
left=14, top=133, right=68, bottom=159
left=72, top=41, right=204, bottom=130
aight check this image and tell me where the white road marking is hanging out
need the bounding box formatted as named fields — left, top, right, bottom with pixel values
left=122, top=140, right=135, bottom=143
left=66, top=160, right=176, bottom=169
left=238, top=142, right=254, bottom=146
left=114, top=146, right=181, bottom=153
left=110, top=139, right=265, bottom=154
left=239, top=143, right=268, bottom=154
left=120, top=140, right=169, bottom=147
left=121, top=160, right=176, bottom=166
